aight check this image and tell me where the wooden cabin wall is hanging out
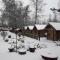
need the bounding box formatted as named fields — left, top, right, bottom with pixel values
left=56, top=31, right=60, bottom=40
left=47, top=29, right=54, bottom=40
left=53, top=30, right=57, bottom=41
left=45, top=24, right=57, bottom=41
left=31, top=27, right=38, bottom=39
left=47, top=29, right=57, bottom=41
left=24, top=26, right=46, bottom=40
left=38, top=30, right=46, bottom=37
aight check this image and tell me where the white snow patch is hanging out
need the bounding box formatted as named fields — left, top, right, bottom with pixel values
left=27, top=26, right=34, bottom=30
left=0, top=31, right=60, bottom=60
left=49, top=22, right=60, bottom=30
left=35, top=24, right=46, bottom=30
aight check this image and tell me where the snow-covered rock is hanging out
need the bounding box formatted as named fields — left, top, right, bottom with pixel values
left=18, top=48, right=27, bottom=52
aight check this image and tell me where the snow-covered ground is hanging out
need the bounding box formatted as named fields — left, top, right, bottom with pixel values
left=0, top=31, right=60, bottom=60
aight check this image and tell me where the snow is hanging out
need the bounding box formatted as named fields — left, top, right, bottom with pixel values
left=24, top=25, right=47, bottom=30
left=5, top=31, right=20, bottom=42
left=0, top=31, right=60, bottom=60
left=49, top=22, right=60, bottom=30
left=15, top=28, right=20, bottom=31
left=24, top=26, right=27, bottom=30
left=18, top=48, right=27, bottom=52
left=27, top=26, right=34, bottom=30
left=35, top=24, right=47, bottom=30
left=41, top=52, right=58, bottom=58
left=0, top=27, right=9, bottom=31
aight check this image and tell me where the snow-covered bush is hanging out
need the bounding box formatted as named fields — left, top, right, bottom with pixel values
left=39, top=44, right=47, bottom=48
left=54, top=41, right=60, bottom=46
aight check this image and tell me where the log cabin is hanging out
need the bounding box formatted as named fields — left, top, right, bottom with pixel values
left=24, top=26, right=34, bottom=37
left=24, top=25, right=47, bottom=40
left=45, top=22, right=60, bottom=41
left=31, top=24, right=47, bottom=40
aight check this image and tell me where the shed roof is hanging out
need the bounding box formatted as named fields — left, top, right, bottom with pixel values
left=28, top=26, right=34, bottom=30
left=24, top=26, right=27, bottom=30
left=35, top=24, right=47, bottom=30
left=49, top=22, right=60, bottom=30
left=24, top=24, right=47, bottom=30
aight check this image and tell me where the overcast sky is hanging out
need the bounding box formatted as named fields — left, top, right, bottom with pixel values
left=0, top=0, right=60, bottom=22
left=16, top=0, right=59, bottom=14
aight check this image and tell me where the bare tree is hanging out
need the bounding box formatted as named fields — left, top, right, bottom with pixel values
left=30, top=0, right=46, bottom=24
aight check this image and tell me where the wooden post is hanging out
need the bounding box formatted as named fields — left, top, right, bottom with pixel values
left=53, top=29, right=54, bottom=41
left=23, top=18, right=25, bottom=38
left=15, top=18, right=17, bottom=52
left=16, top=32, right=17, bottom=52
left=38, top=30, right=40, bottom=41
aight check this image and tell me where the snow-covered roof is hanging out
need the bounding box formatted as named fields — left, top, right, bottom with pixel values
left=24, top=26, right=27, bottom=30
left=49, top=22, right=60, bottom=30
left=15, top=28, right=20, bottom=31
left=35, top=24, right=46, bottom=30
left=24, top=25, right=47, bottom=30
left=28, top=26, right=34, bottom=30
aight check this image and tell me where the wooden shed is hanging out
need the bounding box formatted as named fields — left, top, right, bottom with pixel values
left=31, top=24, right=47, bottom=40
left=24, top=26, right=34, bottom=37
left=45, top=22, right=60, bottom=41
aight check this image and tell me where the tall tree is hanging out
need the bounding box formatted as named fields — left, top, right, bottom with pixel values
left=2, top=0, right=30, bottom=28
left=23, top=5, right=30, bottom=26
left=30, top=0, right=46, bottom=24
left=2, top=0, right=17, bottom=28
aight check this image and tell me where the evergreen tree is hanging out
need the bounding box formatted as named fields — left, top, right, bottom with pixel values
left=2, top=0, right=30, bottom=28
